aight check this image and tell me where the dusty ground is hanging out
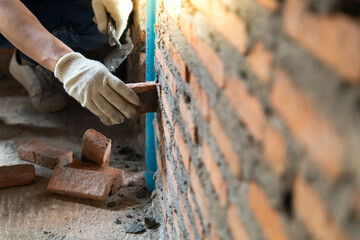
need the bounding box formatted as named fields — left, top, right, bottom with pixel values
left=0, top=62, right=163, bottom=240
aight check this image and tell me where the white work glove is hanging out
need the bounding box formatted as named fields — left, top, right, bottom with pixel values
left=92, top=0, right=133, bottom=41
left=54, top=52, right=140, bottom=125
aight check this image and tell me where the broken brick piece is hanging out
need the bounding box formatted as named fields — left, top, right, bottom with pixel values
left=82, top=129, right=111, bottom=165
left=0, top=164, right=35, bottom=188
left=18, top=140, right=73, bottom=169
left=47, top=166, right=112, bottom=202
left=68, top=160, right=125, bottom=195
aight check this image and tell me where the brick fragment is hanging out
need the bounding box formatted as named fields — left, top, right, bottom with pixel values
left=271, top=68, right=343, bottom=180
left=228, top=203, right=250, bottom=240
left=202, top=141, right=227, bottom=206
left=18, top=140, right=72, bottom=169
left=82, top=129, right=111, bottom=165
left=249, top=183, right=289, bottom=240
left=0, top=164, right=35, bottom=188
left=47, top=166, right=112, bottom=202
left=283, top=0, right=360, bottom=84
left=294, top=176, right=350, bottom=240
left=68, top=160, right=124, bottom=195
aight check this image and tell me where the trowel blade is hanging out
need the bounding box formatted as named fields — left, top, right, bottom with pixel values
left=104, top=42, right=134, bottom=73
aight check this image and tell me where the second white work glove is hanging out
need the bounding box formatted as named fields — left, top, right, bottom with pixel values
left=54, top=52, right=140, bottom=125
left=92, top=0, right=133, bottom=41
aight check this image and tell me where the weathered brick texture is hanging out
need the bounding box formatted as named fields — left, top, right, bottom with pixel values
left=153, top=0, right=360, bottom=239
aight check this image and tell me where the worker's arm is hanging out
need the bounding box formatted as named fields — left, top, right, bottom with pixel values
left=0, top=0, right=139, bottom=125
left=0, top=0, right=73, bottom=72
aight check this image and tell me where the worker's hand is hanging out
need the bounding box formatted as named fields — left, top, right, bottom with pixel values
left=92, top=0, right=133, bottom=41
left=54, top=52, right=140, bottom=125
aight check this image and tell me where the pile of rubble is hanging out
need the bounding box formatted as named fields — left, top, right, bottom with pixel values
left=0, top=129, right=124, bottom=202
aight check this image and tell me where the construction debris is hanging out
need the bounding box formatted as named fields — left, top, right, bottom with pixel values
left=82, top=128, right=112, bottom=165
left=47, top=166, right=112, bottom=202
left=17, top=140, right=73, bottom=169
left=0, top=164, right=35, bottom=188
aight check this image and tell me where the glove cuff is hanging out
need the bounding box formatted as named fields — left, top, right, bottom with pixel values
left=54, top=52, right=85, bottom=83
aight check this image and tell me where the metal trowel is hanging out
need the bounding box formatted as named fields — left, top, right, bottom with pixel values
left=104, top=17, right=134, bottom=73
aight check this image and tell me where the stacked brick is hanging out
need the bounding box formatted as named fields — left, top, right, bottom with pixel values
left=153, top=0, right=360, bottom=239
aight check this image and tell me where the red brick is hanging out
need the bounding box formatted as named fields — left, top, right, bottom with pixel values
left=68, top=160, right=124, bottom=195
left=47, top=166, right=112, bottom=202
left=179, top=94, right=198, bottom=143
left=127, top=82, right=156, bottom=93
left=155, top=47, right=163, bottom=64
left=0, top=164, right=35, bottom=188
left=189, top=0, right=247, bottom=54
left=166, top=158, right=178, bottom=197
left=209, top=223, right=221, bottom=240
left=162, top=109, right=173, bottom=143
left=249, top=183, right=289, bottom=240
left=189, top=73, right=210, bottom=121
left=179, top=193, right=195, bottom=240
left=263, top=126, right=286, bottom=176
left=225, top=75, right=266, bottom=141
left=163, top=62, right=177, bottom=97
left=174, top=124, right=191, bottom=173
left=247, top=41, right=273, bottom=84
left=196, top=38, right=225, bottom=87
left=270, top=68, right=343, bottom=180
left=188, top=188, right=204, bottom=238
left=255, top=0, right=280, bottom=11
left=283, top=0, right=360, bottom=84
left=190, top=164, right=210, bottom=223
left=202, top=141, right=227, bottom=206
left=294, top=176, right=350, bottom=240
left=162, top=92, right=173, bottom=125
left=173, top=211, right=181, bottom=239
left=175, top=11, right=225, bottom=87
left=209, top=109, right=241, bottom=179
left=18, top=140, right=73, bottom=169
left=82, top=129, right=111, bottom=165
left=127, top=82, right=158, bottom=113
left=155, top=121, right=165, bottom=174
left=163, top=33, right=189, bottom=83
left=228, top=204, right=250, bottom=240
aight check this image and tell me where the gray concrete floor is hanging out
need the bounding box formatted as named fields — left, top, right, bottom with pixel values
left=0, top=66, right=162, bottom=239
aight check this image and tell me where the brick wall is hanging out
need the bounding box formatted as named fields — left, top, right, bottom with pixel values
left=152, top=0, right=360, bottom=239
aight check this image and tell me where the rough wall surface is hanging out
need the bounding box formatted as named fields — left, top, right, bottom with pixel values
left=152, top=0, right=360, bottom=239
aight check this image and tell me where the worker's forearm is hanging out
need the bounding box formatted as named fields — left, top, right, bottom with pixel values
left=0, top=0, right=73, bottom=72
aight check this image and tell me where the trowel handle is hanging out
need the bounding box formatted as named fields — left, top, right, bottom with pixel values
left=107, top=16, right=121, bottom=47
